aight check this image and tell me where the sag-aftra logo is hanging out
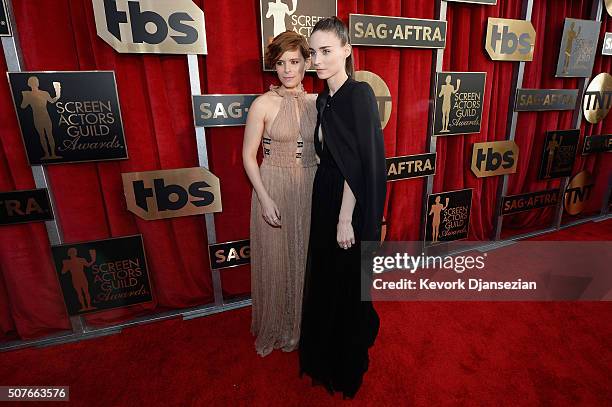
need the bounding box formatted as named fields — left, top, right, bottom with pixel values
left=92, top=0, right=207, bottom=54
left=485, top=18, right=535, bottom=61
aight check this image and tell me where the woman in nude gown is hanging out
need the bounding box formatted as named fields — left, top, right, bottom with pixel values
left=242, top=31, right=317, bottom=357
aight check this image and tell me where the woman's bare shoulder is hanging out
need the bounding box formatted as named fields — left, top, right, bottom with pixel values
left=250, top=92, right=278, bottom=111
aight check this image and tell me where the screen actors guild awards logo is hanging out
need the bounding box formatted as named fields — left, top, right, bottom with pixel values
left=61, top=248, right=97, bottom=312
left=266, top=0, right=297, bottom=38
left=429, top=195, right=449, bottom=243
left=561, top=22, right=580, bottom=74
left=20, top=77, right=62, bottom=160
left=260, top=0, right=336, bottom=70
left=7, top=71, right=128, bottom=165
left=52, top=235, right=152, bottom=316
left=438, top=75, right=460, bottom=133
left=556, top=18, right=600, bottom=78
left=434, top=72, right=486, bottom=136
left=426, top=189, right=472, bottom=244
left=538, top=130, right=579, bottom=180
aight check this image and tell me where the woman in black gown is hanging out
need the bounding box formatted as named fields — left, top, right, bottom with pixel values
left=299, top=17, right=387, bottom=399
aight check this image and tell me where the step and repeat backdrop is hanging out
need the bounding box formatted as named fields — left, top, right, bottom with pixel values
left=0, top=0, right=610, bottom=342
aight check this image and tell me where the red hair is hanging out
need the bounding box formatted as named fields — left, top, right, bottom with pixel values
left=265, top=31, right=310, bottom=68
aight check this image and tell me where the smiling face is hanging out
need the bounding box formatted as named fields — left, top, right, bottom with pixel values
left=308, top=30, right=351, bottom=81
left=274, top=49, right=308, bottom=89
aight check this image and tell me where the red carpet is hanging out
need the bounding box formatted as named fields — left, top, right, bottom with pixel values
left=0, top=219, right=611, bottom=406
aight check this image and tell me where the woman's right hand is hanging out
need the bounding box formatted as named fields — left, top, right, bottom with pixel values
left=260, top=196, right=281, bottom=227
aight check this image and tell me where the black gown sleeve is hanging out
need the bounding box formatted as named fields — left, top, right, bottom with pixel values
left=350, top=82, right=387, bottom=242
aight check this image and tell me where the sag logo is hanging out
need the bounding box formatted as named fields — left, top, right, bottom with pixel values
left=92, top=0, right=207, bottom=54
left=564, top=170, right=594, bottom=216
left=208, top=239, right=251, bottom=270
left=122, top=167, right=222, bottom=220
left=192, top=95, right=258, bottom=127
left=471, top=141, right=518, bottom=178
left=602, top=33, right=612, bottom=56
left=485, top=18, right=535, bottom=61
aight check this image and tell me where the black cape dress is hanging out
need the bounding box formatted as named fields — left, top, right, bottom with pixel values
left=299, top=77, right=387, bottom=398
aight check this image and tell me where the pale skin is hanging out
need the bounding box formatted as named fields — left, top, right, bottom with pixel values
left=309, top=30, right=356, bottom=250
left=242, top=49, right=316, bottom=228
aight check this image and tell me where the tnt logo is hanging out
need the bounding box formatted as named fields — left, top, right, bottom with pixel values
left=486, top=18, right=535, bottom=61
left=122, top=167, right=222, bottom=220
left=92, top=0, right=207, bottom=54
left=564, top=170, right=594, bottom=215
left=354, top=70, right=392, bottom=129
left=471, top=141, right=518, bottom=178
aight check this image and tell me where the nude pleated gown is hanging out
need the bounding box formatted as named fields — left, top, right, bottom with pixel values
left=250, top=84, right=317, bottom=357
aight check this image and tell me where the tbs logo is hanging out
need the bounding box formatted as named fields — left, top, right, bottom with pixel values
left=471, top=141, right=519, bottom=178
left=92, top=0, right=207, bottom=54
left=485, top=18, right=535, bottom=61
left=122, top=167, right=222, bottom=220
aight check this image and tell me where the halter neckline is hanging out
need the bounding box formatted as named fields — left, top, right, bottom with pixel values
left=270, top=84, right=306, bottom=98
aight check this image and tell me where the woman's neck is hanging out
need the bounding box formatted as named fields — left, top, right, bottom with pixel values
left=280, top=83, right=303, bottom=93
left=327, top=71, right=349, bottom=97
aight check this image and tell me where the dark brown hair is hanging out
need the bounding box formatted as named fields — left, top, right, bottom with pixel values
left=311, top=16, right=354, bottom=77
left=265, top=31, right=310, bottom=68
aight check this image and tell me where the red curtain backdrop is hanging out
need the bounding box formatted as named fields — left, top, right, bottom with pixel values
left=1, top=0, right=610, bottom=342
left=503, top=0, right=612, bottom=236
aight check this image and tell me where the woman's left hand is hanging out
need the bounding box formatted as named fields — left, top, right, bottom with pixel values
left=337, top=219, right=355, bottom=250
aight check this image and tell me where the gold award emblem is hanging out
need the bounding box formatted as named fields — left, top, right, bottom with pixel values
left=354, top=70, right=392, bottom=130
left=564, top=170, right=594, bottom=216
left=606, top=0, right=612, bottom=17
left=485, top=18, right=536, bottom=61
left=583, top=72, right=612, bottom=124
